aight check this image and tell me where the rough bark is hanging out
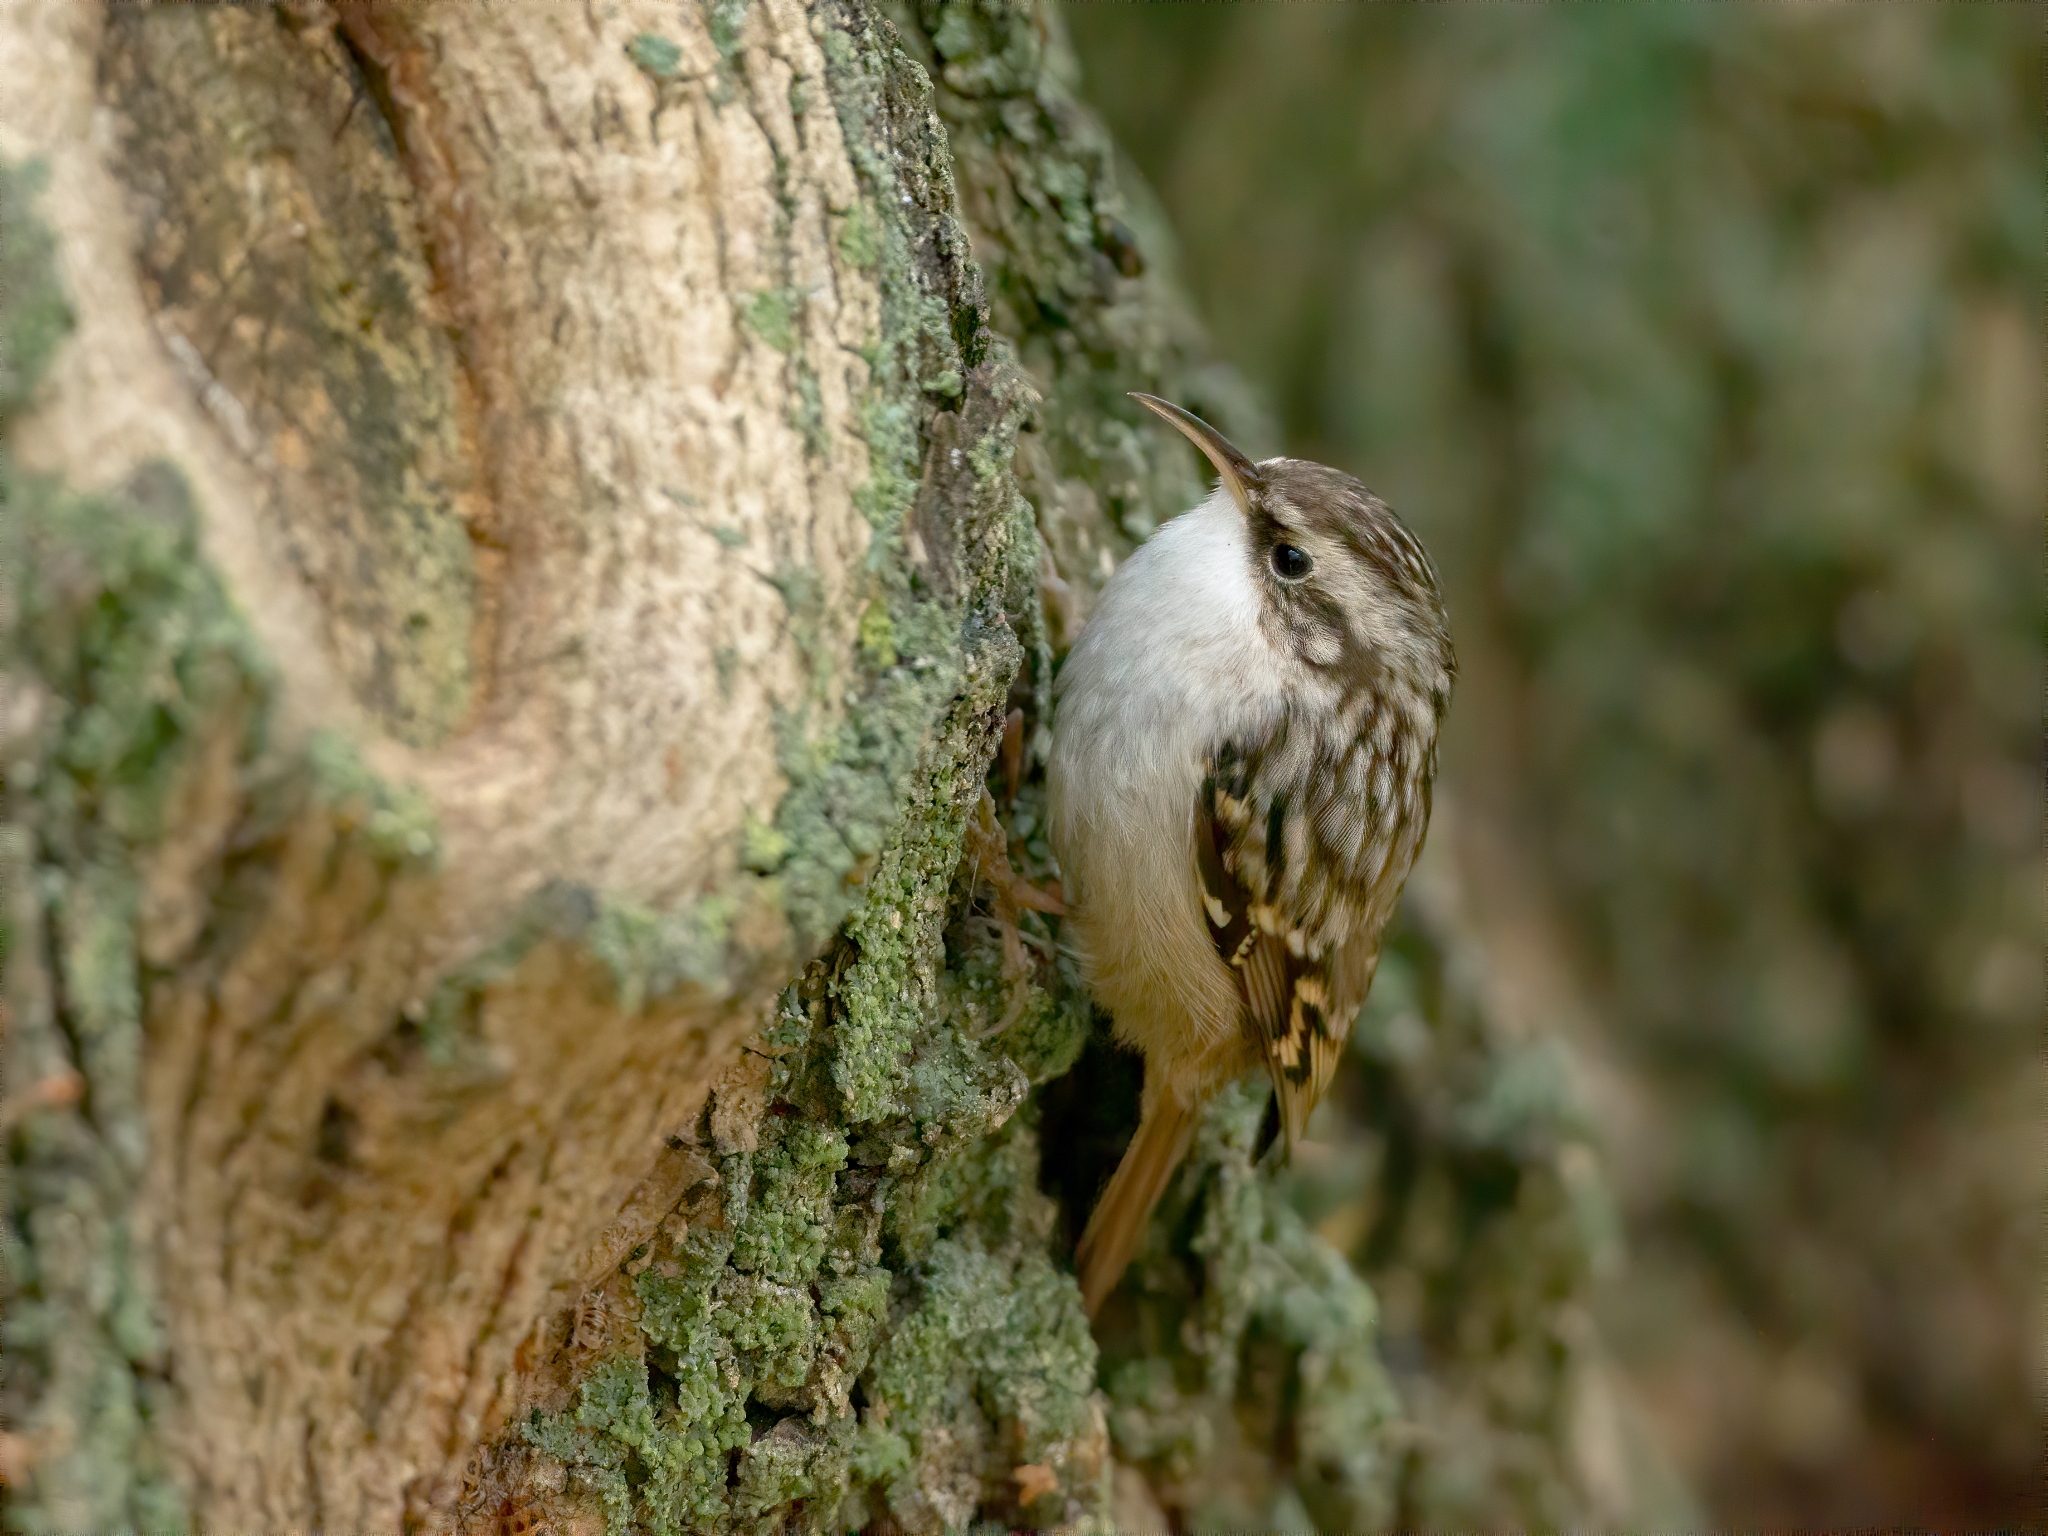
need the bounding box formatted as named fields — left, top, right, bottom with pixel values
left=2, top=3, right=1676, bottom=1532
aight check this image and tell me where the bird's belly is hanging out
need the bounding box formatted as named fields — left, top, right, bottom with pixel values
left=1052, top=727, right=1257, bottom=1109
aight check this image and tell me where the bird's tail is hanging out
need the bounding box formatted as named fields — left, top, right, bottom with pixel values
left=1075, top=1095, right=1197, bottom=1317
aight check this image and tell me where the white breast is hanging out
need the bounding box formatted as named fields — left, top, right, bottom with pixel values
left=1051, top=492, right=1285, bottom=819
left=1046, top=492, right=1283, bottom=1102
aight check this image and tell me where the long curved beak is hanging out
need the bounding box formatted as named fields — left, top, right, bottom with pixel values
left=1130, top=393, right=1258, bottom=516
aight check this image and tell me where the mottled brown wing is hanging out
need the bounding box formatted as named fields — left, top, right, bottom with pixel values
left=1196, top=759, right=1347, bottom=1153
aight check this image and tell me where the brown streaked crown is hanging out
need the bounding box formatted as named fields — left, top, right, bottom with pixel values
left=1129, top=394, right=1454, bottom=708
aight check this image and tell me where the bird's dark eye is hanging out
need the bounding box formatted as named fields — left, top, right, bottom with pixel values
left=1269, top=543, right=1313, bottom=582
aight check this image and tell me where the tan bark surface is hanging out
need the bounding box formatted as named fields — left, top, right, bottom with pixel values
left=4, top=0, right=894, bottom=1523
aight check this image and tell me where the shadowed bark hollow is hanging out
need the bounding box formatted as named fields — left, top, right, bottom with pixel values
left=1, top=3, right=1680, bottom=1532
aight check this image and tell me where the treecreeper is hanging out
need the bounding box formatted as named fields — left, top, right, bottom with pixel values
left=1049, top=395, right=1456, bottom=1316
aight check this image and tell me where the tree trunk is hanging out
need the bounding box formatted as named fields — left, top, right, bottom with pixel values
left=1, top=3, right=1675, bottom=1532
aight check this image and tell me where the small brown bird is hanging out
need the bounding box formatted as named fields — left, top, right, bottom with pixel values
left=1049, top=395, right=1454, bottom=1316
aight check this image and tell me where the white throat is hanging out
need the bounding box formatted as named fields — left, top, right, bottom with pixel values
left=1051, top=491, right=1286, bottom=825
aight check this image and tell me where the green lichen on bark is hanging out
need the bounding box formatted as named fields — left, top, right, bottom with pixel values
left=745, top=0, right=1041, bottom=988
left=522, top=943, right=1099, bottom=1533
left=1095, top=1083, right=1401, bottom=1532
left=1, top=167, right=237, bottom=1525
left=882, top=0, right=1276, bottom=562
left=0, top=446, right=471, bottom=1535
left=0, top=465, right=240, bottom=1536
left=514, top=5, right=1104, bottom=1531
left=627, top=31, right=685, bottom=82
left=0, top=160, right=72, bottom=425
left=733, top=0, right=1038, bottom=969
left=0, top=304, right=203, bottom=1536
left=740, top=288, right=802, bottom=353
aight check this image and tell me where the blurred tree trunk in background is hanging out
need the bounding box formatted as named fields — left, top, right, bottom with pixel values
left=1066, top=3, right=2039, bottom=1527
left=3, top=2, right=1680, bottom=1532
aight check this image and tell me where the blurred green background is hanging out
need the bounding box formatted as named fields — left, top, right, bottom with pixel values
left=1060, top=4, right=2038, bottom=1526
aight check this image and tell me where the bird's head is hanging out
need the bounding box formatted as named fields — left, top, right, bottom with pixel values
left=1131, top=393, right=1456, bottom=718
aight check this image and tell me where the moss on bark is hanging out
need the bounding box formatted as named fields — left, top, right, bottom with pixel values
left=2, top=170, right=248, bottom=1523
left=505, top=7, right=1107, bottom=1529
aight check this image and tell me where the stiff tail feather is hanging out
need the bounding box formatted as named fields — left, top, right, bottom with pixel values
left=1075, top=1097, right=1197, bottom=1317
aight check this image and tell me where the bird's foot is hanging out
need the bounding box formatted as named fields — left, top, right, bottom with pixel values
left=966, top=789, right=1064, bottom=1035
left=969, top=788, right=1065, bottom=918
